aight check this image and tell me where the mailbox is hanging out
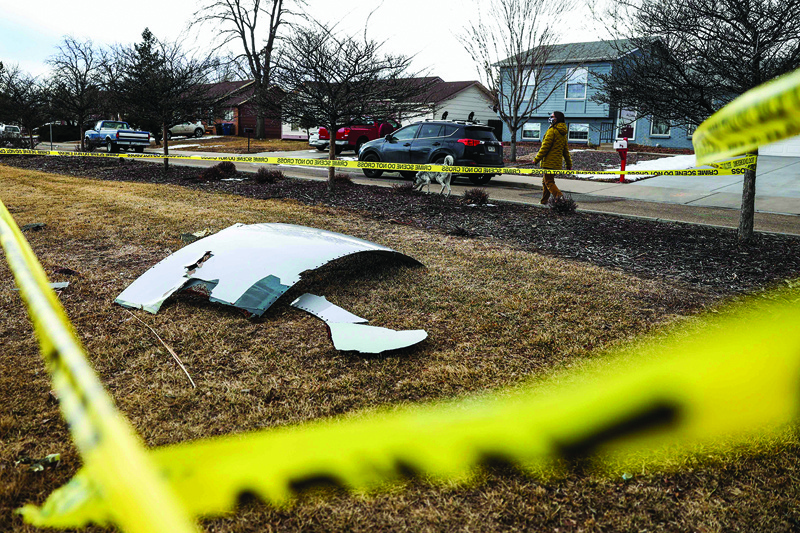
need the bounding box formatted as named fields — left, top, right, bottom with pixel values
left=615, top=137, right=629, bottom=183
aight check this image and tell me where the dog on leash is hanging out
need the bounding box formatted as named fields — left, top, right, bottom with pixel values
left=413, top=155, right=454, bottom=196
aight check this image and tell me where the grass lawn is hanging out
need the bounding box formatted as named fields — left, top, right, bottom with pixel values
left=1, top=164, right=798, bottom=532
left=166, top=136, right=310, bottom=154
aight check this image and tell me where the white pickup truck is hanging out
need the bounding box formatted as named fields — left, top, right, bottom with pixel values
left=84, top=120, right=151, bottom=153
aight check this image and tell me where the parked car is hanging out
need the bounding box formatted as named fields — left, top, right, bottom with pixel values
left=357, top=120, right=504, bottom=185
left=84, top=120, right=151, bottom=153
left=168, top=120, right=205, bottom=140
left=0, top=124, right=22, bottom=138
left=308, top=130, right=321, bottom=149
left=316, top=118, right=400, bottom=154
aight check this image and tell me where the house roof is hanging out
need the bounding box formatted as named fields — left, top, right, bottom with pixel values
left=419, top=80, right=492, bottom=103
left=499, top=38, right=638, bottom=67
left=203, top=80, right=285, bottom=107
left=403, top=77, right=493, bottom=104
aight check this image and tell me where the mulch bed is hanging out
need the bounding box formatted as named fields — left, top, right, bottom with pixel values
left=4, top=155, right=800, bottom=297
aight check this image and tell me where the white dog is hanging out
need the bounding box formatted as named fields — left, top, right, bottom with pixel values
left=413, top=155, right=454, bottom=196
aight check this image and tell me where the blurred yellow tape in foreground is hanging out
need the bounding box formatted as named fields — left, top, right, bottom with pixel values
left=694, top=67, right=800, bottom=165
left=0, top=198, right=199, bottom=533
left=20, top=288, right=800, bottom=527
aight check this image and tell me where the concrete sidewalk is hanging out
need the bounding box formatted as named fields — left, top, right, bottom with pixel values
left=30, top=143, right=800, bottom=234
left=494, top=155, right=800, bottom=216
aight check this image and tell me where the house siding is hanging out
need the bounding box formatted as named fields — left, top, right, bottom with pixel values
left=499, top=49, right=695, bottom=150
left=404, top=85, right=497, bottom=125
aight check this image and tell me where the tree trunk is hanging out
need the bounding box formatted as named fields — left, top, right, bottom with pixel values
left=256, top=109, right=265, bottom=139
left=509, top=127, right=518, bottom=162
left=163, top=123, right=169, bottom=172
left=737, top=149, right=758, bottom=244
left=327, top=128, right=337, bottom=191
left=79, top=125, right=85, bottom=151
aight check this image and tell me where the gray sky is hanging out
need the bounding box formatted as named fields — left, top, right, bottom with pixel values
left=1, top=0, right=603, bottom=81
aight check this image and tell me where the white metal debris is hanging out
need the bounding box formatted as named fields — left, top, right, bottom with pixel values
left=290, top=293, right=427, bottom=354
left=115, top=223, right=421, bottom=316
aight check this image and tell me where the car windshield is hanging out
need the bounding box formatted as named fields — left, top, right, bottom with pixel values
left=7, top=126, right=20, bottom=133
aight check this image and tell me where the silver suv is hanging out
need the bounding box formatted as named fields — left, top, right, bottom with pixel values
left=167, top=120, right=205, bottom=140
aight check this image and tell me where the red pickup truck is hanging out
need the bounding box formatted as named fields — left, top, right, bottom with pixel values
left=315, top=118, right=401, bottom=154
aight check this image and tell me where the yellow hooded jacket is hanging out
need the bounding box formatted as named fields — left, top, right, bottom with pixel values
left=533, top=123, right=573, bottom=170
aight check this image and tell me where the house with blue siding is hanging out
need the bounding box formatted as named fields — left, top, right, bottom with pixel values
left=500, top=39, right=695, bottom=150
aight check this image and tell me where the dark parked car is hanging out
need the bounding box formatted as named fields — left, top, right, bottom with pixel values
left=357, top=120, right=504, bottom=185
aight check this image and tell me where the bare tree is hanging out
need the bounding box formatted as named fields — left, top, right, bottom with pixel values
left=109, top=29, right=221, bottom=171
left=190, top=0, right=304, bottom=138
left=46, top=36, right=105, bottom=150
left=592, top=0, right=800, bottom=243
left=275, top=25, right=435, bottom=188
left=0, top=64, right=48, bottom=149
left=460, top=0, right=576, bottom=162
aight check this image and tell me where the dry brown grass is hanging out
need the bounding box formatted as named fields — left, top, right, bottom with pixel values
left=167, top=136, right=309, bottom=154
left=1, top=164, right=798, bottom=532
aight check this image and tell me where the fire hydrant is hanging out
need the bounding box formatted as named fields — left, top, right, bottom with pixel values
left=614, top=137, right=628, bottom=183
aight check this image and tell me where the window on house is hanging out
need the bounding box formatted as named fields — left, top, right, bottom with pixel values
left=565, top=68, right=588, bottom=100
left=224, top=109, right=234, bottom=121
left=617, top=108, right=637, bottom=140
left=686, top=123, right=697, bottom=139
left=568, top=123, right=590, bottom=141
left=650, top=118, right=671, bottom=137
left=522, top=122, right=541, bottom=140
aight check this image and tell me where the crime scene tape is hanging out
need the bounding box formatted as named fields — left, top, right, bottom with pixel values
left=16, top=290, right=800, bottom=527
left=6, top=65, right=800, bottom=530
left=0, top=198, right=199, bottom=533
left=0, top=147, right=755, bottom=177
left=694, top=66, right=800, bottom=165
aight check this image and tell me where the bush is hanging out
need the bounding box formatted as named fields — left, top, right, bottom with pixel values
left=1, top=135, right=28, bottom=149
left=199, top=166, right=224, bottom=181
left=216, top=161, right=237, bottom=176
left=391, top=182, right=418, bottom=195
left=331, top=173, right=354, bottom=187
left=463, top=188, right=490, bottom=205
left=255, top=167, right=284, bottom=184
left=548, top=194, right=578, bottom=214
left=36, top=124, right=80, bottom=142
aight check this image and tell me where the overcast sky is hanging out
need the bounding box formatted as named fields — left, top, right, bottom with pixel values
left=1, top=0, right=604, bottom=82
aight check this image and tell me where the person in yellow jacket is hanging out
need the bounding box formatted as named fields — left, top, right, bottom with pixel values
left=533, top=111, right=573, bottom=205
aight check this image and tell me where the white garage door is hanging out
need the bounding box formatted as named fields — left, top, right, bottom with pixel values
left=760, top=135, right=800, bottom=156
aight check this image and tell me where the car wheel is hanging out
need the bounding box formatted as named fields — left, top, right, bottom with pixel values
left=399, top=171, right=417, bottom=179
left=316, top=146, right=328, bottom=152
left=106, top=141, right=117, bottom=153
left=469, top=174, right=493, bottom=185
left=166, top=131, right=172, bottom=140
left=194, top=128, right=204, bottom=138
left=334, top=145, right=343, bottom=155
left=361, top=152, right=383, bottom=179
left=134, top=146, right=144, bottom=153
left=84, top=139, right=93, bottom=152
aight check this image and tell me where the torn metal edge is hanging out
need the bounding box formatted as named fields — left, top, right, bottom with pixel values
left=290, top=292, right=427, bottom=354
left=114, top=223, right=422, bottom=317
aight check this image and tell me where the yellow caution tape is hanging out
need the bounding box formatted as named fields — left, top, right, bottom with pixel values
left=19, top=290, right=800, bottom=526
left=0, top=198, right=199, bottom=533
left=694, top=67, right=800, bottom=165
left=0, top=148, right=755, bottom=176
left=1, top=72, right=797, bottom=527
